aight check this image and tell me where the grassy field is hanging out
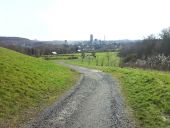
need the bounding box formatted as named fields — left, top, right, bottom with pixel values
left=0, top=47, right=79, bottom=127
left=73, top=52, right=120, bottom=66
left=67, top=52, right=170, bottom=128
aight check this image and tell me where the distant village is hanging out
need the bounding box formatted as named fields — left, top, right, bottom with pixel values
left=71, top=34, right=123, bottom=52
left=0, top=35, right=134, bottom=56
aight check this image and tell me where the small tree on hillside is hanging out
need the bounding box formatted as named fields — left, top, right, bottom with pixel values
left=88, top=55, right=91, bottom=65
left=81, top=52, right=85, bottom=62
left=106, top=52, right=111, bottom=66
left=101, top=57, right=105, bottom=66
left=96, top=56, right=99, bottom=66
left=91, top=51, right=96, bottom=58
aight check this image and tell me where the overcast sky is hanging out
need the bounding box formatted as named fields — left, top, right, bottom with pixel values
left=0, top=0, right=170, bottom=40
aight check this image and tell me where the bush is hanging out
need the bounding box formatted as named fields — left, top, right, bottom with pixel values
left=68, top=56, right=78, bottom=59
left=147, top=54, right=170, bottom=70
left=123, top=54, right=137, bottom=63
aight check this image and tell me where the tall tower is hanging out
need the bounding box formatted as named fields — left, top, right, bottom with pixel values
left=90, top=34, right=93, bottom=44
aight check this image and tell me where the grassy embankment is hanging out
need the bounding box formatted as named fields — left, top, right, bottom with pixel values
left=0, top=47, right=79, bottom=127
left=67, top=52, right=170, bottom=128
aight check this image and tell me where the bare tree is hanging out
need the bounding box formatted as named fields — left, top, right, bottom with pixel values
left=81, top=52, right=85, bottom=62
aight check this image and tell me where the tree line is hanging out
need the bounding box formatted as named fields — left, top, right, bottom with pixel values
left=0, top=43, right=78, bottom=57
left=119, top=27, right=170, bottom=70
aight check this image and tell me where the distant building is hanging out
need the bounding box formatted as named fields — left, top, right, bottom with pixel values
left=90, top=34, right=93, bottom=44
left=64, top=40, right=68, bottom=45
left=52, top=52, right=57, bottom=55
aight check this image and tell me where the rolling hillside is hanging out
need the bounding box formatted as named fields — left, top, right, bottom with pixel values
left=0, top=47, right=79, bottom=127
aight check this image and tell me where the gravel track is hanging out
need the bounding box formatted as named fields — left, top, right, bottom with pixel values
left=24, top=63, right=135, bottom=128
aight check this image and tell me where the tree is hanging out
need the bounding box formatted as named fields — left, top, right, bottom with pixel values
left=81, top=52, right=85, bottom=62
left=160, top=27, right=170, bottom=55
left=91, top=52, right=96, bottom=58
left=106, top=52, right=111, bottom=66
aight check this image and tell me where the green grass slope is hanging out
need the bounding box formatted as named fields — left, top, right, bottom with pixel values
left=0, top=47, right=79, bottom=127
left=67, top=55, right=170, bottom=128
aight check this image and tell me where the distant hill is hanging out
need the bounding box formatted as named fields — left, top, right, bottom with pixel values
left=0, top=36, right=34, bottom=47
left=0, top=36, right=66, bottom=47
left=0, top=47, right=78, bottom=127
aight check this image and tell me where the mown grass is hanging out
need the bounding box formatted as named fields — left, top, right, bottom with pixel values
left=0, top=47, right=79, bottom=127
left=67, top=53, right=170, bottom=128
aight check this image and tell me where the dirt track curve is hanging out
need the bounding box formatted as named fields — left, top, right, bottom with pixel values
left=24, top=63, right=135, bottom=128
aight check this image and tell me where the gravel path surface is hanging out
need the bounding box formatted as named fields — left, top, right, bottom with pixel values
left=24, top=63, right=135, bottom=128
